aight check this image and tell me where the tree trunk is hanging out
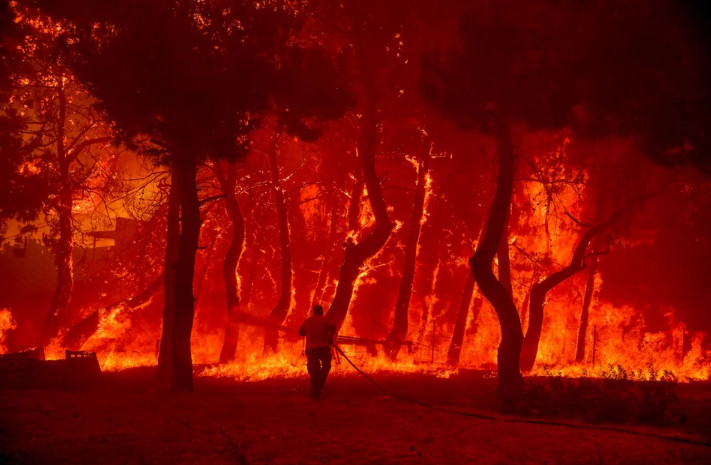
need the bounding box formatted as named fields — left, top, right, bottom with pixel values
left=40, top=81, right=73, bottom=349
left=325, top=71, right=392, bottom=329
left=469, top=116, right=523, bottom=402
left=311, top=190, right=340, bottom=307
left=215, top=161, right=246, bottom=364
left=264, top=145, right=293, bottom=353
left=497, top=214, right=513, bottom=298
left=520, top=212, right=622, bottom=372
left=386, top=145, right=430, bottom=358
left=519, top=275, right=536, bottom=334
left=347, top=177, right=364, bottom=232
left=157, top=167, right=180, bottom=386
left=170, top=157, right=201, bottom=393
left=575, top=253, right=598, bottom=363
left=447, top=272, right=475, bottom=366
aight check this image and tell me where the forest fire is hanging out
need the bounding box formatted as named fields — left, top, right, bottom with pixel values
left=3, top=0, right=711, bottom=463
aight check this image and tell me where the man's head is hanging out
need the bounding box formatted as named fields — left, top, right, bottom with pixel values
left=312, top=305, right=324, bottom=316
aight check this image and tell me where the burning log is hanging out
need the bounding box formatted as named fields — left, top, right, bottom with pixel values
left=62, top=272, right=164, bottom=350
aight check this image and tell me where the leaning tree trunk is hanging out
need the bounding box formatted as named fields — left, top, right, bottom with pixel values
left=325, top=64, right=392, bottom=329
left=170, top=157, right=201, bottom=393
left=386, top=146, right=430, bottom=358
left=575, top=252, right=599, bottom=363
left=215, top=162, right=246, bottom=364
left=264, top=145, right=293, bottom=353
left=41, top=82, right=73, bottom=349
left=447, top=223, right=486, bottom=365
left=520, top=211, right=622, bottom=372
left=447, top=272, right=475, bottom=366
left=469, top=116, right=523, bottom=403
left=157, top=167, right=180, bottom=386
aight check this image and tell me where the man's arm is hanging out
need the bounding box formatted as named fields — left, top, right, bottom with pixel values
left=298, top=321, right=306, bottom=337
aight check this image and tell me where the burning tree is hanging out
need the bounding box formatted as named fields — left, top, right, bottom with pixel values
left=424, top=0, right=711, bottom=401
left=30, top=0, right=350, bottom=391
left=0, top=7, right=117, bottom=349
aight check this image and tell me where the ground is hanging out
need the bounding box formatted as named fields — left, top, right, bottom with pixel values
left=1, top=368, right=711, bottom=465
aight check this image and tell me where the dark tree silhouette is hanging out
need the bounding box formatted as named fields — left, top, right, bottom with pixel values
left=423, top=0, right=711, bottom=400
left=214, top=161, right=245, bottom=364
left=34, top=0, right=350, bottom=391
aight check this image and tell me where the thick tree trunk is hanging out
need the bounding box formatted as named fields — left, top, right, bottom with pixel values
left=171, top=158, right=201, bottom=393
left=157, top=167, right=180, bottom=386
left=215, top=162, right=246, bottom=364
left=40, top=82, right=73, bottom=349
left=386, top=146, right=430, bottom=358
left=575, top=253, right=598, bottom=363
left=447, top=272, right=475, bottom=366
left=469, top=116, right=523, bottom=402
left=264, top=145, right=293, bottom=353
left=326, top=87, right=392, bottom=329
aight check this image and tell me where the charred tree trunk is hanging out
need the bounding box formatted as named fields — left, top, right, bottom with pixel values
left=41, top=82, right=73, bottom=348
left=469, top=116, right=523, bottom=401
left=312, top=191, right=340, bottom=307
left=157, top=167, right=180, bottom=386
left=170, top=157, right=201, bottom=393
left=447, top=272, right=475, bottom=366
left=215, top=162, right=246, bottom=364
left=264, top=145, right=293, bottom=353
left=386, top=146, right=430, bottom=358
left=326, top=63, right=392, bottom=329
left=446, top=225, right=485, bottom=365
left=497, top=214, right=513, bottom=298
left=240, top=183, right=258, bottom=309
left=348, top=176, right=364, bottom=232
left=575, top=252, right=599, bottom=363
left=519, top=275, right=536, bottom=334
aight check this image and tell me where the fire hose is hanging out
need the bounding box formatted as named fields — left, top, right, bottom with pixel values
left=330, top=343, right=711, bottom=449
left=231, top=312, right=711, bottom=448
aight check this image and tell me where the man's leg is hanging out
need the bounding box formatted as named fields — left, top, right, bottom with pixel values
left=305, top=349, right=320, bottom=399
left=318, top=347, right=332, bottom=393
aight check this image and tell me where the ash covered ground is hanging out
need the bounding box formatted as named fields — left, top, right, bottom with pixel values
left=2, top=369, right=711, bottom=465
